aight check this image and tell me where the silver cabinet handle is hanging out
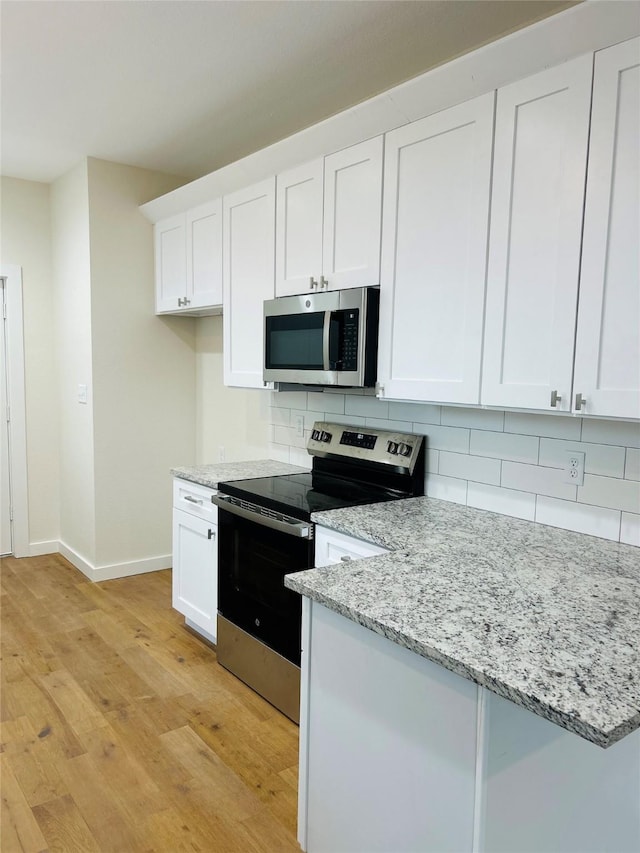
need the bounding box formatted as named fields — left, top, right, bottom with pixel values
left=575, top=393, right=587, bottom=410
left=183, top=496, right=203, bottom=505
left=207, top=529, right=215, bottom=540
left=309, top=277, right=318, bottom=289
left=340, top=555, right=352, bottom=562
left=550, top=390, right=562, bottom=408
left=178, top=297, right=191, bottom=307
left=320, top=276, right=329, bottom=290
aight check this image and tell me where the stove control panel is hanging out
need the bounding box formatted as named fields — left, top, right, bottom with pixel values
left=307, top=421, right=424, bottom=473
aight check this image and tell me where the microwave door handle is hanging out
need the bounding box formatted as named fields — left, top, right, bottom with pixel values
left=322, top=310, right=331, bottom=371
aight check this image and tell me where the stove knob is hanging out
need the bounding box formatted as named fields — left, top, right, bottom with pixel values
left=321, top=431, right=332, bottom=443
left=398, top=443, right=412, bottom=457
left=311, top=429, right=320, bottom=441
left=387, top=441, right=398, bottom=455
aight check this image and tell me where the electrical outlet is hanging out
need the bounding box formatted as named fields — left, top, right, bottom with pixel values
left=294, top=414, right=305, bottom=438
left=563, top=450, right=585, bottom=486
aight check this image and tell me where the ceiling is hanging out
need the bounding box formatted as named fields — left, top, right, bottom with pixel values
left=1, top=0, right=578, bottom=185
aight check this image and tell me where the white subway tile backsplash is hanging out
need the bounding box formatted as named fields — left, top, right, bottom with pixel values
left=268, top=443, right=291, bottom=463
left=426, top=449, right=439, bottom=473
left=438, top=451, right=501, bottom=485
left=441, top=407, right=504, bottom=431
left=620, top=513, right=640, bottom=547
left=415, top=424, right=470, bottom=453
left=271, top=390, right=308, bottom=408
left=269, top=406, right=291, bottom=427
left=503, top=411, right=581, bottom=440
left=625, top=448, right=640, bottom=481
left=345, top=394, right=388, bottom=418
left=538, top=438, right=626, bottom=478
left=470, top=430, right=539, bottom=464
left=388, top=401, right=441, bottom=424
left=501, top=461, right=577, bottom=501
left=425, top=473, right=468, bottom=505
left=364, top=418, right=413, bottom=432
left=581, top=419, right=640, bottom=448
left=289, top=446, right=312, bottom=469
left=578, top=474, right=640, bottom=514
left=306, top=391, right=345, bottom=414
left=266, top=398, right=639, bottom=547
left=535, top=496, right=621, bottom=542
left=467, top=483, right=536, bottom=521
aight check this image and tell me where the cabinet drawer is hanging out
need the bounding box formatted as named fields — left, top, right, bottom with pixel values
left=173, top=479, right=218, bottom=523
left=315, top=526, right=388, bottom=568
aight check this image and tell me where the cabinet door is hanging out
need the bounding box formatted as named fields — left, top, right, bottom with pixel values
left=186, top=199, right=223, bottom=309
left=223, top=177, right=276, bottom=388
left=275, top=159, right=324, bottom=296
left=572, top=38, right=640, bottom=419
left=172, top=508, right=217, bottom=641
left=155, top=214, right=186, bottom=313
left=377, top=92, right=495, bottom=404
left=322, top=136, right=383, bottom=291
left=481, top=55, right=593, bottom=411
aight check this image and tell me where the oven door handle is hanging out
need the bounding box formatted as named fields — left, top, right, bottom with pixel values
left=211, top=495, right=313, bottom=539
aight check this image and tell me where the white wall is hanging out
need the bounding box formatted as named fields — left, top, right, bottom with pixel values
left=87, top=158, right=194, bottom=570
left=267, top=391, right=640, bottom=547
left=196, top=315, right=270, bottom=464
left=50, top=162, right=97, bottom=564
left=0, top=177, right=59, bottom=548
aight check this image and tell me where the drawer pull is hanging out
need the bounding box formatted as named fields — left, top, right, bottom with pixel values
left=183, top=496, right=203, bottom=505
left=208, top=529, right=216, bottom=540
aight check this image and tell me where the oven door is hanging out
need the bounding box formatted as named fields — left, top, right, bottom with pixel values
left=215, top=498, right=313, bottom=666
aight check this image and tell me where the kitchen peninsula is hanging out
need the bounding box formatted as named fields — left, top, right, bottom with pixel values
left=286, top=498, right=640, bottom=853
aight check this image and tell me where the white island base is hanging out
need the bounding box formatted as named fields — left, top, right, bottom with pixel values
left=298, top=599, right=640, bottom=853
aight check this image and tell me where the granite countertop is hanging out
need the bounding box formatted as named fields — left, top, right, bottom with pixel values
left=171, top=459, right=308, bottom=489
left=285, top=497, right=640, bottom=748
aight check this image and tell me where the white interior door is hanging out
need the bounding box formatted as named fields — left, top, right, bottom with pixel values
left=0, top=278, right=12, bottom=555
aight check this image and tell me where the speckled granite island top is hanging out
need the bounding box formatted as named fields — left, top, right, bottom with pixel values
left=171, top=459, right=308, bottom=489
left=285, top=497, right=640, bottom=748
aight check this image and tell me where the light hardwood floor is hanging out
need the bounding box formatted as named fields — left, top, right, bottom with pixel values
left=0, top=553, right=300, bottom=852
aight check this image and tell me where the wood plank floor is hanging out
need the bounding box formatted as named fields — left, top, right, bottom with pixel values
left=0, top=554, right=300, bottom=852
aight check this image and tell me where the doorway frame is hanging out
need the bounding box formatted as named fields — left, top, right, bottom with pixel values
left=1, top=265, right=29, bottom=557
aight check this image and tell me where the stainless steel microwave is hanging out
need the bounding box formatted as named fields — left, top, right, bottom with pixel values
left=264, top=287, right=379, bottom=387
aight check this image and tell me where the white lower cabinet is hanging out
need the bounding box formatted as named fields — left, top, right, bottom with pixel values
left=298, top=599, right=640, bottom=853
left=172, top=479, right=218, bottom=643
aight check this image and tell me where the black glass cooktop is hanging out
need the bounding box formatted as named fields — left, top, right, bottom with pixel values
left=217, top=472, right=402, bottom=521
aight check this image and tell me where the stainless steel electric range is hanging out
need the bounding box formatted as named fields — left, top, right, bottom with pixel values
left=212, top=421, right=426, bottom=722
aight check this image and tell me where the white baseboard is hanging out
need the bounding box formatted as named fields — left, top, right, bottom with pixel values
left=28, top=540, right=60, bottom=557
left=50, top=540, right=172, bottom=581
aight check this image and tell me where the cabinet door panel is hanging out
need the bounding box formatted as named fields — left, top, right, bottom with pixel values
left=378, top=92, right=494, bottom=404
left=155, top=214, right=186, bottom=313
left=187, top=199, right=223, bottom=309
left=481, top=55, right=593, bottom=411
left=573, top=38, right=640, bottom=419
left=276, top=159, right=324, bottom=296
left=172, top=508, right=217, bottom=641
left=223, top=178, right=276, bottom=388
left=322, top=136, right=383, bottom=290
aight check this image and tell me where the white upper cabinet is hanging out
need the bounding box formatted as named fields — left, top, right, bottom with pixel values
left=275, top=137, right=383, bottom=296
left=572, top=38, right=640, bottom=420
left=481, top=55, right=594, bottom=412
left=154, top=200, right=223, bottom=315
left=223, top=177, right=276, bottom=388
left=186, top=199, right=223, bottom=310
left=377, top=92, right=495, bottom=404
left=155, top=214, right=186, bottom=313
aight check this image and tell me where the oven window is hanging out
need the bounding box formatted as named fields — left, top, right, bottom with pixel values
left=218, top=509, right=311, bottom=664
left=266, top=312, right=324, bottom=369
